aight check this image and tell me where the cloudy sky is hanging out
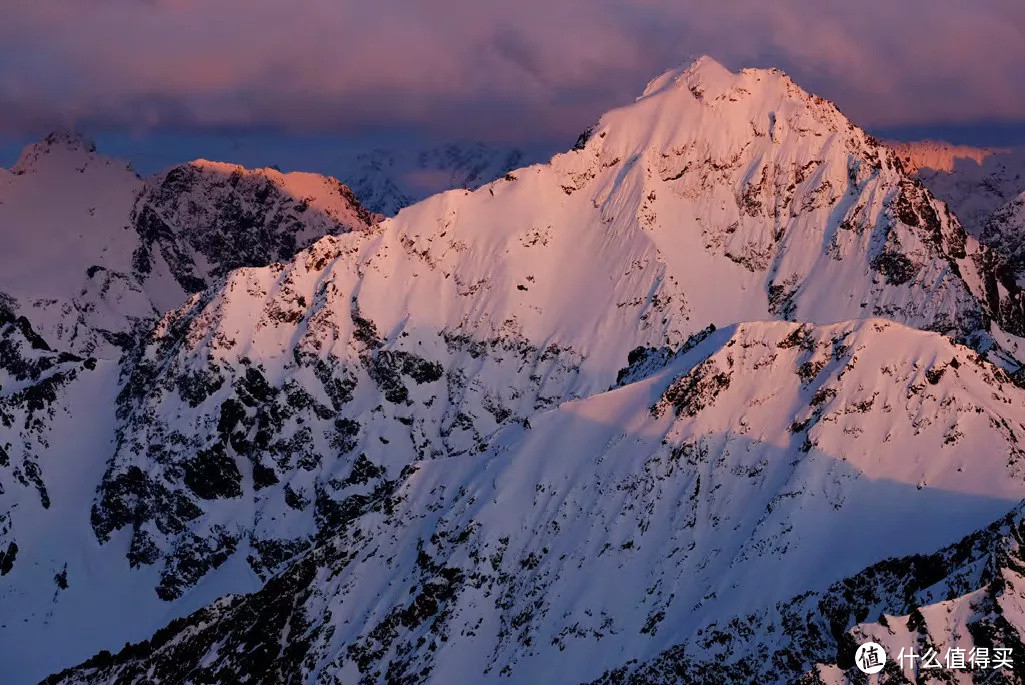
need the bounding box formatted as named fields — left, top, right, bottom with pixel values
left=2, top=0, right=1023, bottom=170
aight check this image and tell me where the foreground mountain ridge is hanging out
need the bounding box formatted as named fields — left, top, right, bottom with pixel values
left=46, top=317, right=1025, bottom=683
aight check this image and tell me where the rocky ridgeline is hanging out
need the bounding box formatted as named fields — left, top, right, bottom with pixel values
left=130, top=159, right=378, bottom=294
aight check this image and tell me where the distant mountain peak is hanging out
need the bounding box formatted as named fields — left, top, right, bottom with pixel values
left=344, top=141, right=529, bottom=215
left=42, top=128, right=97, bottom=152
left=10, top=129, right=122, bottom=178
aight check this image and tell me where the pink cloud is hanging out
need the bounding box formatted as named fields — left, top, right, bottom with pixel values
left=1, top=0, right=1023, bottom=141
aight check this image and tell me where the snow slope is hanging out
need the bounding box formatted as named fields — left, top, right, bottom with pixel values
left=0, top=333, right=261, bottom=681
left=47, top=318, right=1025, bottom=683
left=593, top=498, right=1025, bottom=683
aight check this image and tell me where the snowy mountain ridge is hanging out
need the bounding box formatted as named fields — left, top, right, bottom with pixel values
left=43, top=317, right=1025, bottom=683
left=4, top=56, right=1025, bottom=683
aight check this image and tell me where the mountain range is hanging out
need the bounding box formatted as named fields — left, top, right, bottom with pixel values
left=895, top=141, right=1025, bottom=281
left=3, top=56, right=1025, bottom=683
left=342, top=143, right=530, bottom=217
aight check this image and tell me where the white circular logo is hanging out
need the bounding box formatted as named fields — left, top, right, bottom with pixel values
left=855, top=641, right=887, bottom=674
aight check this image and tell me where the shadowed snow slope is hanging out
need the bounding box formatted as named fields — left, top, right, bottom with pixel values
left=46, top=318, right=1025, bottom=683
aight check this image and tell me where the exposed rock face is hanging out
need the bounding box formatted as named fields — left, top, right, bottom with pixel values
left=130, top=159, right=378, bottom=294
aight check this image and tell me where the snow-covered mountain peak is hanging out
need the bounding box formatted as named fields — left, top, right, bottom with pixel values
left=0, top=137, right=143, bottom=304
left=41, top=129, right=97, bottom=152
left=379, top=56, right=999, bottom=351
left=161, top=158, right=380, bottom=229
left=9, top=130, right=111, bottom=176
left=639, top=54, right=733, bottom=98
left=592, top=56, right=863, bottom=164
left=130, top=157, right=375, bottom=302
left=66, top=76, right=1008, bottom=616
